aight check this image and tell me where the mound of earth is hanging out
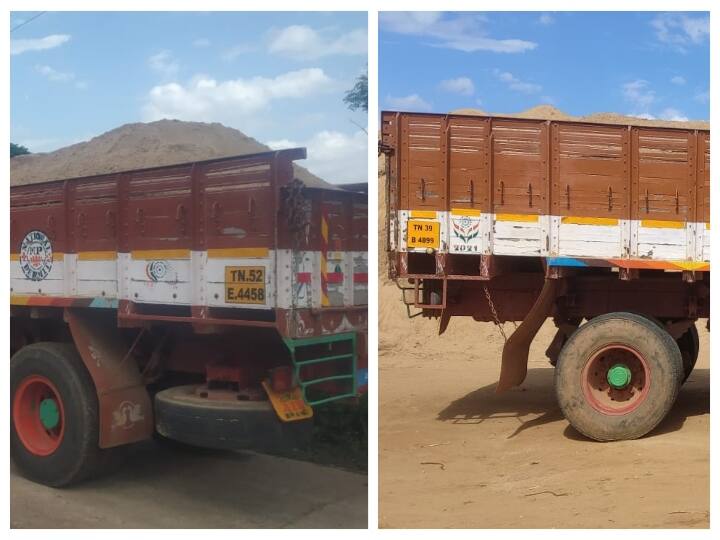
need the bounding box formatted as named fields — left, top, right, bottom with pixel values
left=10, top=119, right=335, bottom=189
left=451, top=105, right=708, bottom=130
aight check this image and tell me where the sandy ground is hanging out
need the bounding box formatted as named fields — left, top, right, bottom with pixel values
left=11, top=440, right=367, bottom=529
left=378, top=285, right=709, bottom=529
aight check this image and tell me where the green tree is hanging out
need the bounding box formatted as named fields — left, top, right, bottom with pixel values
left=11, top=143, right=30, bottom=157
left=344, top=68, right=368, bottom=113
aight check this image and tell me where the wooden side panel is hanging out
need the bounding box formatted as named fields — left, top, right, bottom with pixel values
left=448, top=116, right=491, bottom=212
left=698, top=132, right=710, bottom=224
left=552, top=123, right=629, bottom=219
left=402, top=114, right=446, bottom=210
left=491, top=119, right=545, bottom=215
left=202, top=156, right=276, bottom=250
left=72, top=176, right=120, bottom=253
left=125, top=166, right=193, bottom=252
left=633, top=128, right=693, bottom=222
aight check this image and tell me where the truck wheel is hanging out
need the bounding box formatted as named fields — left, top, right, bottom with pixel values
left=155, top=385, right=313, bottom=452
left=555, top=312, right=682, bottom=441
left=11, top=342, right=105, bottom=487
left=676, top=324, right=699, bottom=383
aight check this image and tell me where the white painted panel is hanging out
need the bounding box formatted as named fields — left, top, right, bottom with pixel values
left=352, top=251, right=368, bottom=306
left=127, top=258, right=192, bottom=304
left=637, top=226, right=687, bottom=260
left=76, top=259, right=118, bottom=297
left=448, top=214, right=484, bottom=254
left=11, top=261, right=66, bottom=295
left=492, top=219, right=543, bottom=256
left=558, top=224, right=622, bottom=258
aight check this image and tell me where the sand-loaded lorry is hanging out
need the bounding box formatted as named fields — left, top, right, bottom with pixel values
left=10, top=148, right=368, bottom=486
left=381, top=110, right=709, bottom=441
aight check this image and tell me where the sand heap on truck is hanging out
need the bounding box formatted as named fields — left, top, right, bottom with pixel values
left=10, top=119, right=335, bottom=189
left=451, top=105, right=709, bottom=129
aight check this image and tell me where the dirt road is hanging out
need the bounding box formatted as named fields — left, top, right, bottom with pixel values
left=11, top=441, right=367, bottom=528
left=379, top=283, right=709, bottom=528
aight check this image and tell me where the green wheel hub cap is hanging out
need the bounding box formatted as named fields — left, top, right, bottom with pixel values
left=607, top=363, right=632, bottom=389
left=39, top=398, right=60, bottom=429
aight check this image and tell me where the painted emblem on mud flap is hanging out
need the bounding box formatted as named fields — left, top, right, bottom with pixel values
left=146, top=260, right=169, bottom=281
left=452, top=217, right=480, bottom=244
left=112, top=401, right=145, bottom=430
left=19, top=230, right=53, bottom=281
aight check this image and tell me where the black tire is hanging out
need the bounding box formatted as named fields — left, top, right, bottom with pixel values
left=11, top=342, right=106, bottom=487
left=155, top=385, right=312, bottom=452
left=555, top=312, right=683, bottom=441
left=676, top=323, right=700, bottom=383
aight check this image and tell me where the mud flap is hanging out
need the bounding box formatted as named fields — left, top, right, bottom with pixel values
left=65, top=309, right=154, bottom=448
left=496, top=279, right=559, bottom=392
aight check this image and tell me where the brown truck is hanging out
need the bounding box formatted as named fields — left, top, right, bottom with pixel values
left=381, top=110, right=709, bottom=441
left=10, top=148, right=368, bottom=486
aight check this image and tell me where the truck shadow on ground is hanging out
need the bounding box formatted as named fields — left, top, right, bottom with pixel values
left=437, top=367, right=709, bottom=441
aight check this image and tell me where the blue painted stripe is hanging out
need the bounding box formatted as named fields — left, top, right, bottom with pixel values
left=547, top=257, right=588, bottom=267
left=89, top=297, right=119, bottom=308
left=356, top=368, right=368, bottom=387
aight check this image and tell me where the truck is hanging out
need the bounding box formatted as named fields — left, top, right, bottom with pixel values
left=380, top=110, right=709, bottom=441
left=10, top=147, right=368, bottom=486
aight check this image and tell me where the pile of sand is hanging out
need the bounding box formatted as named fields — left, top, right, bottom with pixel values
left=451, top=105, right=709, bottom=130
left=10, top=119, right=334, bottom=189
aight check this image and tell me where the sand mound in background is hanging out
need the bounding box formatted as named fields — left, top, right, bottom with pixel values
left=11, top=119, right=334, bottom=189
left=450, top=105, right=709, bottom=130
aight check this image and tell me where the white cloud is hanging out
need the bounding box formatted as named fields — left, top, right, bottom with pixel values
left=651, top=13, right=709, bottom=52
left=34, top=64, right=88, bottom=89
left=439, top=77, right=474, bottom=96
left=658, top=108, right=688, bottom=122
left=622, top=79, right=655, bottom=108
left=268, top=25, right=367, bottom=60
left=222, top=44, right=254, bottom=61
left=629, top=113, right=656, bottom=120
left=670, top=76, right=686, bottom=85
left=11, top=34, right=71, bottom=55
left=142, top=68, right=333, bottom=121
left=148, top=50, right=179, bottom=77
left=269, top=130, right=368, bottom=183
left=385, top=94, right=432, bottom=112
left=380, top=12, right=536, bottom=54
left=494, top=70, right=541, bottom=93
left=193, top=38, right=211, bottom=47
left=538, top=14, right=555, bottom=25
left=36, top=65, right=74, bottom=82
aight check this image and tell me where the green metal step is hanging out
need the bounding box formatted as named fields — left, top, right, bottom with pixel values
left=283, top=332, right=357, bottom=406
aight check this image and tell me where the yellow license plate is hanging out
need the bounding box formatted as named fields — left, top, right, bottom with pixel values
left=225, top=266, right=266, bottom=304
left=407, top=220, right=440, bottom=249
left=261, top=381, right=313, bottom=422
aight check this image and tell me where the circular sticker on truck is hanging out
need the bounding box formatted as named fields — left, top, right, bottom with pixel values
left=19, top=230, right=53, bottom=281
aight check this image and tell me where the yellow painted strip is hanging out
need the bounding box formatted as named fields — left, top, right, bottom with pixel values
left=496, top=213, right=539, bottom=223
left=451, top=208, right=482, bottom=217
left=675, top=261, right=710, bottom=271
left=10, top=295, right=30, bottom=305
left=78, top=251, right=117, bottom=261
left=640, top=219, right=685, bottom=229
left=410, top=210, right=437, bottom=219
left=706, top=223, right=710, bottom=230
left=562, top=216, right=619, bottom=226
left=131, top=249, right=190, bottom=260
left=10, top=252, right=65, bottom=261
left=207, top=247, right=269, bottom=259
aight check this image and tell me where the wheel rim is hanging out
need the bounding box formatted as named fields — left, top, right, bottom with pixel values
left=581, top=344, right=651, bottom=416
left=13, top=375, right=66, bottom=456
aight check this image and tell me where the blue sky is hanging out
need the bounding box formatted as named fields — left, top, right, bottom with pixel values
left=380, top=12, right=709, bottom=121
left=10, top=11, right=368, bottom=183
